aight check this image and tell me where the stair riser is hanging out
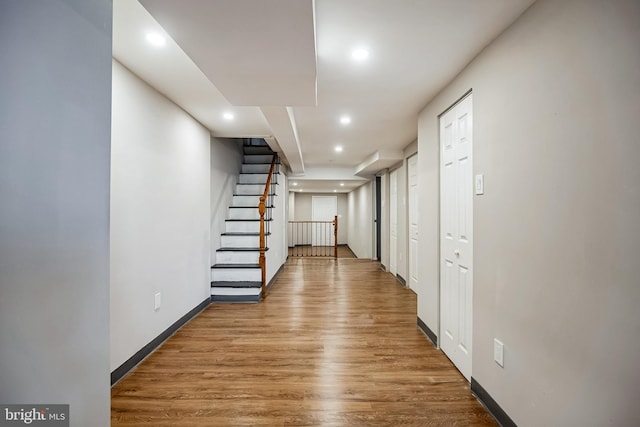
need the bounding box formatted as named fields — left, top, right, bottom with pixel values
left=221, top=235, right=260, bottom=248
left=231, top=195, right=260, bottom=207
left=211, top=287, right=261, bottom=296
left=243, top=154, right=273, bottom=164
left=238, top=174, right=269, bottom=184
left=242, top=164, right=272, bottom=174
left=228, top=208, right=260, bottom=220
left=226, top=221, right=260, bottom=233
left=216, top=251, right=260, bottom=264
left=211, top=295, right=260, bottom=303
left=243, top=148, right=273, bottom=155
left=236, top=184, right=266, bottom=195
left=211, top=268, right=261, bottom=282
left=243, top=145, right=272, bottom=153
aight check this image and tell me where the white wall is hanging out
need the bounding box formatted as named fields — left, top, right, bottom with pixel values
left=287, top=191, right=296, bottom=247
left=0, top=1, right=112, bottom=425
left=210, top=137, right=243, bottom=261
left=291, top=192, right=348, bottom=244
left=417, top=0, right=640, bottom=425
left=347, top=183, right=374, bottom=258
left=266, top=168, right=288, bottom=282
left=110, top=60, right=211, bottom=371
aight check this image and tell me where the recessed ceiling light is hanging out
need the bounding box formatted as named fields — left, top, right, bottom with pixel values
left=340, top=183, right=345, bottom=186
left=292, top=182, right=298, bottom=186
left=333, top=189, right=337, bottom=193
left=352, top=48, right=369, bottom=61
left=340, top=115, right=351, bottom=125
left=334, top=145, right=343, bottom=153
left=146, top=33, right=166, bottom=47
left=223, top=112, right=234, bottom=121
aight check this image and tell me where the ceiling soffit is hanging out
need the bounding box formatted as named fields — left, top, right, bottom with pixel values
left=140, top=0, right=317, bottom=107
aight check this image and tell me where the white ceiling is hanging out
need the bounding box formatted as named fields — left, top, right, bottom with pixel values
left=138, top=0, right=317, bottom=107
left=113, top=0, right=536, bottom=192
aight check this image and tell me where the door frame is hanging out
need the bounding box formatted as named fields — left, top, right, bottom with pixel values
left=375, top=176, right=381, bottom=261
left=389, top=168, right=398, bottom=276
left=407, top=154, right=418, bottom=291
left=438, top=91, right=473, bottom=381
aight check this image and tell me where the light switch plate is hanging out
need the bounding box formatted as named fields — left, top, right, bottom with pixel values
left=475, top=174, right=484, bottom=195
left=494, top=338, right=504, bottom=367
left=154, top=292, right=161, bottom=311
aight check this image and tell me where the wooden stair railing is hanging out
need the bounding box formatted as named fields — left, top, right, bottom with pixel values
left=287, top=217, right=338, bottom=258
left=259, top=154, right=277, bottom=300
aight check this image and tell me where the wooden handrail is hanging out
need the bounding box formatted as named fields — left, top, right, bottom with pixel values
left=259, top=154, right=277, bottom=300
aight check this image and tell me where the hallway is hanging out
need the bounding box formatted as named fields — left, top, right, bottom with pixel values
left=111, top=258, right=496, bottom=426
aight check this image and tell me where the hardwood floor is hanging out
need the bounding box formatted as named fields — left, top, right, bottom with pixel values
left=111, top=258, right=496, bottom=426
left=288, top=245, right=357, bottom=259
left=336, top=245, right=357, bottom=259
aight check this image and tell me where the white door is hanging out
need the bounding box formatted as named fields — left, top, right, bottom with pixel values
left=408, top=155, right=418, bottom=290
left=312, top=196, right=337, bottom=247
left=389, top=169, right=398, bottom=275
left=440, top=93, right=473, bottom=380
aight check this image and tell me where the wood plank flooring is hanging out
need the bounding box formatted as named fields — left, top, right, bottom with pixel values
left=111, top=258, right=496, bottom=426
left=288, top=245, right=357, bottom=259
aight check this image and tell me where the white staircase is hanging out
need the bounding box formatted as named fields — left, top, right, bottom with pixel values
left=211, top=140, right=278, bottom=302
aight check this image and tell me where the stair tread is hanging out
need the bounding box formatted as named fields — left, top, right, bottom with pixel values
left=211, top=263, right=260, bottom=269
left=216, top=247, right=269, bottom=252
left=233, top=193, right=276, bottom=197
left=242, top=162, right=277, bottom=165
left=236, top=182, right=279, bottom=185
left=239, top=173, right=279, bottom=176
left=225, top=218, right=272, bottom=222
left=210, top=281, right=263, bottom=288
left=221, top=232, right=270, bottom=236
left=228, top=205, right=274, bottom=209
